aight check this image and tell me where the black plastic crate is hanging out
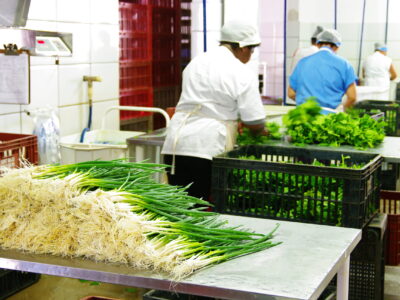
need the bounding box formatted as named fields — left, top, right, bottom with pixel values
left=381, top=162, right=399, bottom=190
left=212, top=145, right=383, bottom=228
left=354, top=100, right=400, bottom=136
left=0, top=269, right=40, bottom=300
left=326, top=214, right=386, bottom=300
left=143, top=290, right=215, bottom=300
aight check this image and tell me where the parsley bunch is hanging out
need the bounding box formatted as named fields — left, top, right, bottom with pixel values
left=283, top=99, right=386, bottom=149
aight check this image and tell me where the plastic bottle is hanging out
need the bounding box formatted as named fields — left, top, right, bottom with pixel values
left=31, top=107, right=61, bottom=165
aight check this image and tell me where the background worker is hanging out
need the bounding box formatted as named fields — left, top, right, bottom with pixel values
left=362, top=42, right=397, bottom=100
left=290, top=25, right=324, bottom=73
left=162, top=20, right=268, bottom=201
left=288, top=28, right=357, bottom=113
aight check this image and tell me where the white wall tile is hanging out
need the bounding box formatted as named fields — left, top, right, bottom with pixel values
left=191, top=31, right=205, bottom=58
left=338, top=41, right=361, bottom=61
left=58, top=64, right=90, bottom=106
left=91, top=99, right=120, bottom=131
left=192, top=1, right=222, bottom=31
left=28, top=0, right=57, bottom=21
left=59, top=104, right=88, bottom=136
left=29, top=65, right=59, bottom=108
left=260, top=22, right=285, bottom=38
left=365, top=0, right=387, bottom=23
left=57, top=0, right=91, bottom=23
left=90, top=0, right=119, bottom=25
left=0, top=103, right=21, bottom=114
left=299, top=0, right=334, bottom=23
left=337, top=0, right=363, bottom=23
left=57, top=23, right=91, bottom=64
left=0, top=113, right=21, bottom=133
left=91, top=63, right=119, bottom=101
left=224, top=0, right=258, bottom=25
left=363, top=23, right=386, bottom=42
left=21, top=111, right=35, bottom=134
left=90, top=24, right=119, bottom=63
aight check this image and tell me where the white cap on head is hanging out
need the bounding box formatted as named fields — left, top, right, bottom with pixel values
left=312, top=25, right=324, bottom=38
left=220, top=20, right=261, bottom=48
left=374, top=42, right=388, bottom=51
left=317, top=29, right=342, bottom=47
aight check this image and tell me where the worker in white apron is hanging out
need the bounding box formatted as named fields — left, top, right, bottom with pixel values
left=362, top=42, right=397, bottom=100
left=161, top=20, right=268, bottom=202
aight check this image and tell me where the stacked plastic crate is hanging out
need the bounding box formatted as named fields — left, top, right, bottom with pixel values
left=152, top=0, right=182, bottom=129
left=212, top=145, right=386, bottom=300
left=180, top=0, right=191, bottom=72
left=354, top=100, right=400, bottom=190
left=119, top=1, right=153, bottom=131
left=0, top=133, right=40, bottom=299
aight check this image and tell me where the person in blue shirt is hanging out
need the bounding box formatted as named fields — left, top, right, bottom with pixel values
left=288, top=29, right=357, bottom=112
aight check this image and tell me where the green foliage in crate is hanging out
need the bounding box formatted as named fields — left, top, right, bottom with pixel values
left=228, top=156, right=367, bottom=226
left=283, top=99, right=386, bottom=149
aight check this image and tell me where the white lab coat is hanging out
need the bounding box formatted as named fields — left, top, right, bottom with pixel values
left=162, top=46, right=266, bottom=160
left=363, top=51, right=392, bottom=100
left=290, top=45, right=319, bottom=74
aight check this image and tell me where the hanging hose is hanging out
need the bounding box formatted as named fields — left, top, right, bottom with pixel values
left=334, top=0, right=337, bottom=29
left=385, top=0, right=389, bottom=43
left=79, top=105, right=92, bottom=143
left=356, top=0, right=367, bottom=78
left=283, top=0, right=287, bottom=105
left=203, top=0, right=207, bottom=52
left=79, top=76, right=102, bottom=143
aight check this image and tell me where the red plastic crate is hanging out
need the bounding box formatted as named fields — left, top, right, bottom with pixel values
left=120, top=32, right=152, bottom=61
left=120, top=61, right=152, bottom=92
left=152, top=86, right=180, bottom=129
left=380, top=190, right=400, bottom=265
left=152, top=36, right=179, bottom=60
left=0, top=133, right=38, bottom=168
left=152, top=7, right=179, bottom=35
left=151, top=0, right=180, bottom=8
left=119, top=3, right=151, bottom=33
left=120, top=88, right=153, bottom=120
left=152, top=60, right=181, bottom=86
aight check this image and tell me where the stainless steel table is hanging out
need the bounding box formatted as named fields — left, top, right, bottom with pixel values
left=0, top=216, right=361, bottom=300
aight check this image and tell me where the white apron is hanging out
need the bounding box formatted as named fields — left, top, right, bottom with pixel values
left=170, top=104, right=238, bottom=174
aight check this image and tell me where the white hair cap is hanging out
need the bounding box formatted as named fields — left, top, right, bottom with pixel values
left=312, top=26, right=324, bottom=38
left=220, top=20, right=261, bottom=48
left=317, top=29, right=342, bottom=47
left=374, top=42, right=387, bottom=51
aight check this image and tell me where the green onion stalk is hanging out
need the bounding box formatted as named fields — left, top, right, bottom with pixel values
left=0, top=160, right=281, bottom=279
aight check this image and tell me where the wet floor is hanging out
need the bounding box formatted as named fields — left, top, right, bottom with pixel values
left=6, top=274, right=148, bottom=300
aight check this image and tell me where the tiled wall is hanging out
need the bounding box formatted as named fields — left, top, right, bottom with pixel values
left=1, top=0, right=120, bottom=137
left=190, top=0, right=222, bottom=59
left=288, top=0, right=400, bottom=101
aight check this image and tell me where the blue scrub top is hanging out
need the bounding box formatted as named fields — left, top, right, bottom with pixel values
left=289, top=47, right=357, bottom=109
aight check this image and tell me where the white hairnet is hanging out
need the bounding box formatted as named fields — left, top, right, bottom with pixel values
left=220, top=20, right=261, bottom=48
left=374, top=42, right=388, bottom=51
left=311, top=26, right=324, bottom=38
left=316, top=29, right=342, bottom=47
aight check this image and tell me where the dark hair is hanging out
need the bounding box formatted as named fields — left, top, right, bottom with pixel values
left=220, top=41, right=240, bottom=49
left=317, top=41, right=337, bottom=48
left=311, top=37, right=317, bottom=44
